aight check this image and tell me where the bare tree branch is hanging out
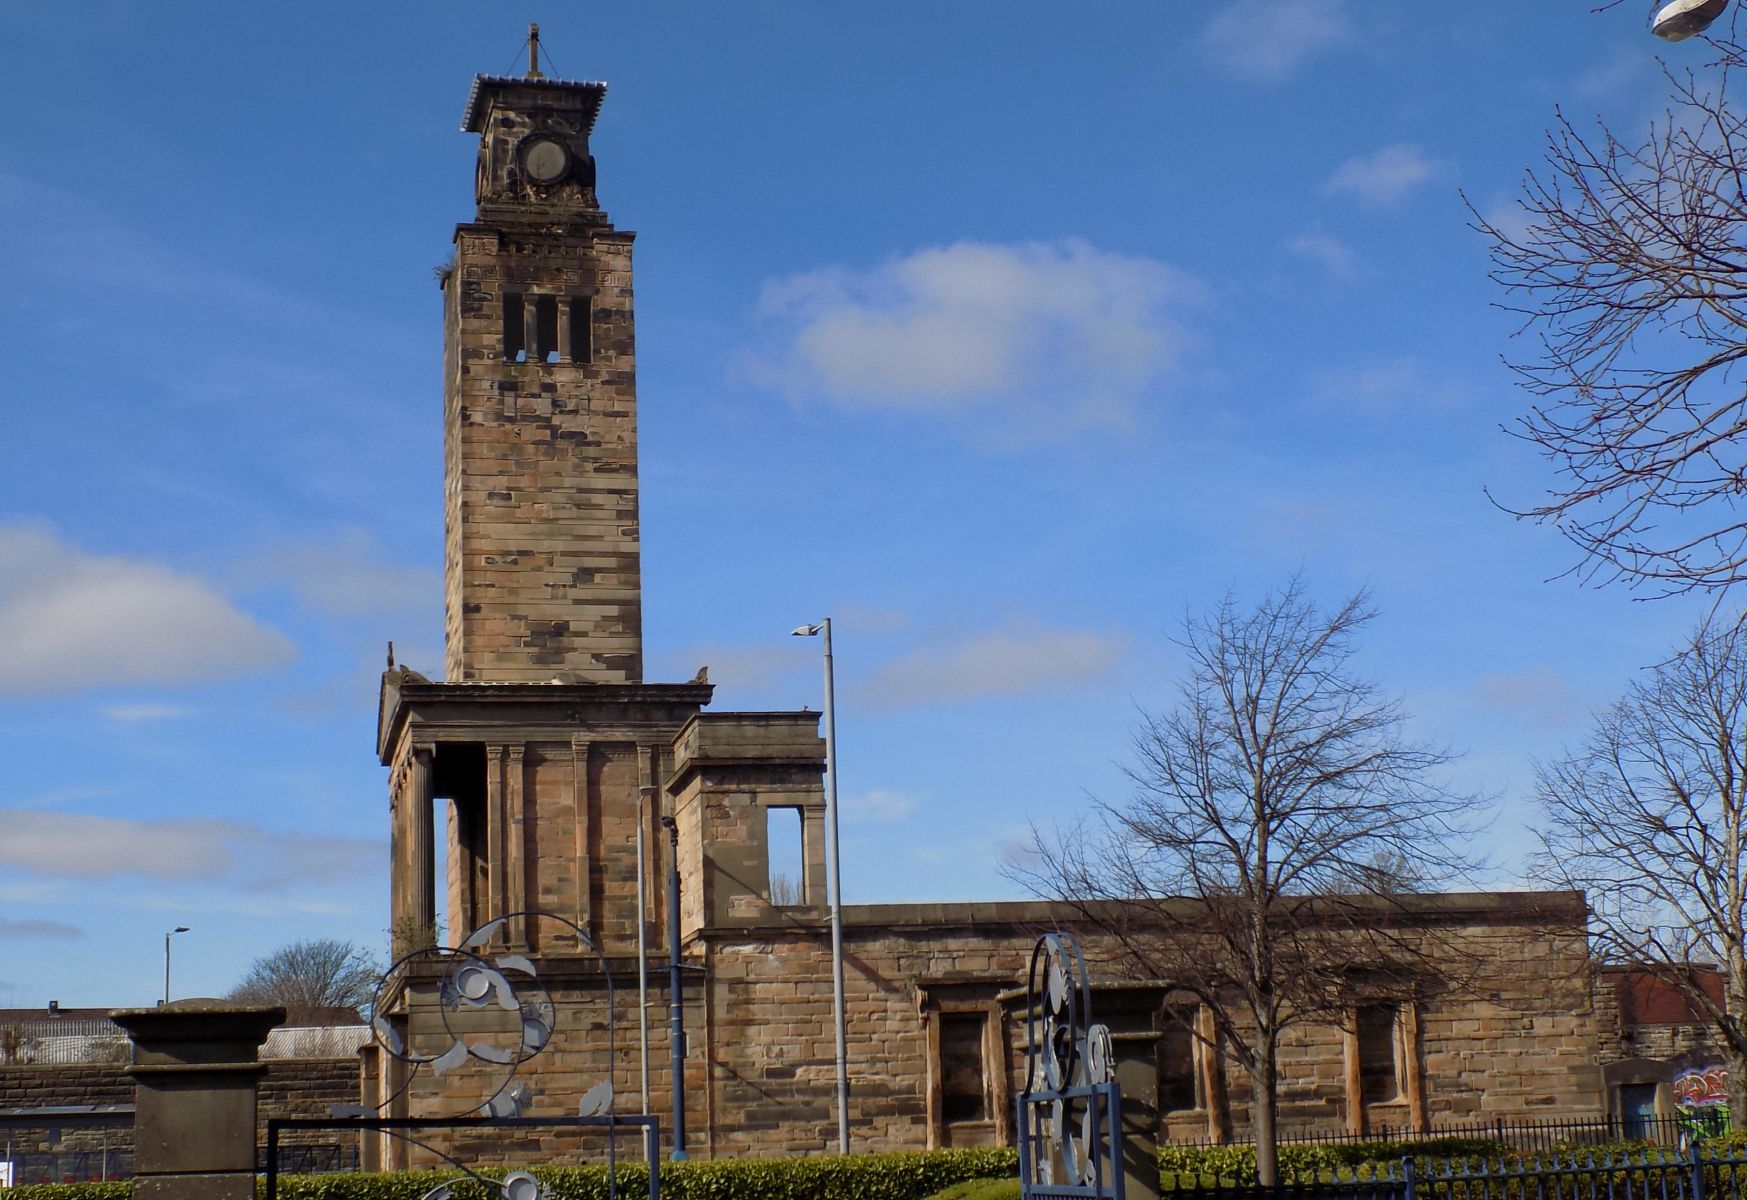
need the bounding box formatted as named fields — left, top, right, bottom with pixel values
left=1534, top=610, right=1747, bottom=1125
left=229, top=938, right=381, bottom=1017
left=1008, top=577, right=1483, bottom=1184
left=1476, top=11, right=1747, bottom=595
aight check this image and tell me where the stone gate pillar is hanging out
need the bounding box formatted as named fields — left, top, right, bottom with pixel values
left=1096, top=984, right=1165, bottom=1200
left=110, top=1000, right=286, bottom=1200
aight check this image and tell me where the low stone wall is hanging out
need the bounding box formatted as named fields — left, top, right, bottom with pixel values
left=0, top=1057, right=362, bottom=1156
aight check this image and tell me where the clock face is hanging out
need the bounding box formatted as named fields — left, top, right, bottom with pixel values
left=522, top=137, right=569, bottom=184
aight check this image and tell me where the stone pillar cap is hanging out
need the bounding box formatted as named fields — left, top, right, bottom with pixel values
left=110, top=999, right=287, bottom=1047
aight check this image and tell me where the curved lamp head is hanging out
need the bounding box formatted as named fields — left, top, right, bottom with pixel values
left=791, top=624, right=822, bottom=637
left=1653, top=0, right=1729, bottom=41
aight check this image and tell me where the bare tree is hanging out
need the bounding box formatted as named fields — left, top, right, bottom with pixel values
left=229, top=938, right=380, bottom=1015
left=769, top=872, right=804, bottom=907
left=1534, top=612, right=1747, bottom=1127
left=1013, top=578, right=1478, bottom=1185
left=1474, top=17, right=1747, bottom=595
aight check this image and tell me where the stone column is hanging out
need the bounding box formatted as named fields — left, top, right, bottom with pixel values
left=573, top=735, right=594, bottom=936
left=109, top=1000, right=285, bottom=1200
left=506, top=744, right=527, bottom=947
left=410, top=744, right=437, bottom=944
left=1402, top=1002, right=1426, bottom=1132
left=1342, top=1011, right=1364, bottom=1136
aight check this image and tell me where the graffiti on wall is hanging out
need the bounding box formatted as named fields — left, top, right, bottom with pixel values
left=1672, top=1065, right=1730, bottom=1138
left=1674, top=1065, right=1727, bottom=1108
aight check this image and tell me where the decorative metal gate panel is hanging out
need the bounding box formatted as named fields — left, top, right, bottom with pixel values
left=266, top=909, right=658, bottom=1200
left=1017, top=931, right=1124, bottom=1200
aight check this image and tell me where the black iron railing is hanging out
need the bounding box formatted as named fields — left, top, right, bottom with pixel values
left=1164, top=1144, right=1747, bottom=1200
left=1166, top=1113, right=1730, bottom=1154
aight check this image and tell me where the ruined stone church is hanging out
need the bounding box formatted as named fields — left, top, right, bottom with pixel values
left=370, top=57, right=1615, bottom=1164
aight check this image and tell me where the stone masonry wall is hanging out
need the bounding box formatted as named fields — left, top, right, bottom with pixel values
left=0, top=1058, right=361, bottom=1155
left=443, top=225, right=643, bottom=685
left=698, top=906, right=1606, bottom=1156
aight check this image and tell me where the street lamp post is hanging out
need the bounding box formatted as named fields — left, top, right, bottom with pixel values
left=163, top=927, right=189, bottom=1005
left=636, top=784, right=653, bottom=1140
left=660, top=814, right=688, bottom=1160
left=791, top=618, right=849, bottom=1155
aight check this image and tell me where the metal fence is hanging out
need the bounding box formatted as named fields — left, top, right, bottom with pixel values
left=1166, top=1145, right=1747, bottom=1200
left=1, top=1147, right=133, bottom=1185
left=264, top=1114, right=662, bottom=1200
left=1168, top=1114, right=1731, bottom=1154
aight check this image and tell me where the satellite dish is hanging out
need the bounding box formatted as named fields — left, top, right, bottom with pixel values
left=1653, top=0, right=1729, bottom=40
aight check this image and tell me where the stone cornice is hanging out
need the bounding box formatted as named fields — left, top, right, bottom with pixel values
left=377, top=678, right=713, bottom=764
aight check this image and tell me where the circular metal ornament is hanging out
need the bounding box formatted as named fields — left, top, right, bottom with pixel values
left=1085, top=1023, right=1113, bottom=1085
left=521, top=137, right=570, bottom=184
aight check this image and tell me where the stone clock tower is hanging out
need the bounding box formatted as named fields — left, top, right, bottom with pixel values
left=373, top=46, right=829, bottom=1161
left=445, top=68, right=641, bottom=684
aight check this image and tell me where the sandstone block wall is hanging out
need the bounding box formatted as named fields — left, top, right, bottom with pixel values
left=695, top=900, right=1606, bottom=1156
left=442, top=221, right=642, bottom=685
left=0, top=1058, right=361, bottom=1156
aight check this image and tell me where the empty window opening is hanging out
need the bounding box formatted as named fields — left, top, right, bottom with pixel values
left=1157, top=1013, right=1199, bottom=1114
left=503, top=293, right=526, bottom=362
left=1357, top=1004, right=1401, bottom=1105
left=767, top=806, right=804, bottom=905
left=569, top=297, right=593, bottom=364
left=939, top=1013, right=989, bottom=1123
left=534, top=294, right=559, bottom=363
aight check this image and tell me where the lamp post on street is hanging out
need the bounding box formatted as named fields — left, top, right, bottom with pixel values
left=163, top=927, right=189, bottom=1006
left=791, top=618, right=848, bottom=1154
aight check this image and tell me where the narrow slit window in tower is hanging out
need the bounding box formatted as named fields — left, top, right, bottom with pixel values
left=569, top=297, right=592, bottom=364
left=503, top=293, right=526, bottom=362
left=534, top=294, right=559, bottom=363
left=766, top=806, right=804, bottom=905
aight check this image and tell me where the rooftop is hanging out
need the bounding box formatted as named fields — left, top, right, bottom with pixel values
left=462, top=74, right=607, bottom=134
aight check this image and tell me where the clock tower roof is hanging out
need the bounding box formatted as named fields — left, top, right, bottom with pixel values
left=462, top=74, right=607, bottom=135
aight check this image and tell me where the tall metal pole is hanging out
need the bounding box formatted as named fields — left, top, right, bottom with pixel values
left=660, top=816, right=688, bottom=1159
left=162, top=927, right=187, bottom=1005
left=820, top=618, right=850, bottom=1154
left=636, top=786, right=653, bottom=1136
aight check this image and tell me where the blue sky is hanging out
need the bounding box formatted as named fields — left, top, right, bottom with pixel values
left=0, top=1, right=1723, bottom=1006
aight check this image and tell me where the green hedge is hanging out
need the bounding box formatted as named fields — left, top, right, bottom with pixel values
left=921, top=1179, right=1019, bottom=1200
left=9, top=1150, right=1018, bottom=1200
left=1156, top=1137, right=1510, bottom=1182
left=11, top=1135, right=1724, bottom=1200
left=264, top=1149, right=1021, bottom=1200
left=6, top=1186, right=131, bottom=1200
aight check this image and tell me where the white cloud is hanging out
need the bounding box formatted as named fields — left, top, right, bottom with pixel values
left=845, top=789, right=919, bottom=824
left=1324, top=144, right=1445, bottom=208
left=1476, top=194, right=1538, bottom=246
left=99, top=703, right=194, bottom=723
left=241, top=529, right=438, bottom=620
left=752, top=240, right=1200, bottom=446
left=861, top=625, right=1129, bottom=709
left=1285, top=230, right=1361, bottom=278
left=0, top=525, right=294, bottom=698
left=1575, top=46, right=1646, bottom=100
left=0, top=918, right=81, bottom=939
left=1308, top=357, right=1471, bottom=414
left=1202, top=0, right=1351, bottom=82
left=652, top=643, right=798, bottom=692
left=0, top=809, right=379, bottom=891
left=1473, top=667, right=1582, bottom=730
